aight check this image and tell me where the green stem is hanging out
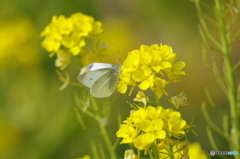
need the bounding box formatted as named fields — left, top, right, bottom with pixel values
left=169, top=144, right=174, bottom=159
left=90, top=96, right=117, bottom=159
left=152, top=144, right=160, bottom=159
left=153, top=91, right=161, bottom=106
left=98, top=121, right=117, bottom=159
left=215, top=0, right=239, bottom=154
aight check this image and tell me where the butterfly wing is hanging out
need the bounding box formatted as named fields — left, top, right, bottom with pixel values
left=90, top=69, right=119, bottom=98
left=77, top=69, right=111, bottom=88
left=87, top=63, right=114, bottom=71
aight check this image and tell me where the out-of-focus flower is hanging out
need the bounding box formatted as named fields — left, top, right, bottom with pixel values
left=0, top=18, right=39, bottom=70
left=188, top=143, right=208, bottom=159
left=133, top=91, right=149, bottom=105
left=169, top=92, right=189, bottom=109
left=76, top=155, right=90, bottom=159
left=41, top=12, right=106, bottom=69
left=55, top=50, right=71, bottom=70
left=124, top=149, right=140, bottom=159
left=41, top=13, right=103, bottom=54
left=118, top=44, right=186, bottom=98
left=116, top=106, right=189, bottom=152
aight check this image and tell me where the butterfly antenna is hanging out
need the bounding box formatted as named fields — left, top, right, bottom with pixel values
left=116, top=51, right=121, bottom=64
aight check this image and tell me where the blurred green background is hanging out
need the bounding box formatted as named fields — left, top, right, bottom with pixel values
left=0, top=0, right=238, bottom=158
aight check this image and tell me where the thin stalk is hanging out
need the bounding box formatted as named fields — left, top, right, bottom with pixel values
left=201, top=102, right=225, bottom=136
left=90, top=96, right=117, bottom=159
left=215, top=0, right=239, bottom=154
left=168, top=144, right=174, bottom=159
left=222, top=114, right=230, bottom=141
left=153, top=144, right=160, bottom=159
left=153, top=91, right=161, bottom=106
left=195, top=1, right=222, bottom=50
left=206, top=126, right=219, bottom=151
left=91, top=140, right=100, bottom=159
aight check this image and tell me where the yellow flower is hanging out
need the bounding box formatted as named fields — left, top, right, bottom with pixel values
left=188, top=143, right=207, bottom=159
left=118, top=44, right=186, bottom=97
left=164, top=109, right=189, bottom=138
left=117, top=105, right=189, bottom=152
left=133, top=133, right=155, bottom=150
left=41, top=12, right=105, bottom=69
left=41, top=12, right=103, bottom=55
left=139, top=119, right=166, bottom=139
left=145, top=106, right=163, bottom=120
left=116, top=124, right=138, bottom=144
left=125, top=108, right=147, bottom=127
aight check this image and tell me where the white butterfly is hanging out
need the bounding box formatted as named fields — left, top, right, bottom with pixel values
left=77, top=63, right=120, bottom=98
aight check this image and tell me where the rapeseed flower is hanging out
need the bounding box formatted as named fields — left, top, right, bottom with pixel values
left=116, top=106, right=189, bottom=152
left=164, top=109, right=189, bottom=138
left=41, top=12, right=105, bottom=69
left=118, top=44, right=186, bottom=98
left=116, top=124, right=138, bottom=144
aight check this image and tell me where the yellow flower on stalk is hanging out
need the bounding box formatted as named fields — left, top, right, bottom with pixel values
left=133, top=133, right=155, bottom=151
left=41, top=12, right=105, bottom=69
left=116, top=124, right=138, bottom=144
left=41, top=12, right=102, bottom=54
left=164, top=109, right=189, bottom=138
left=116, top=106, right=189, bottom=152
left=139, top=119, right=166, bottom=139
left=118, top=44, right=186, bottom=98
left=124, top=108, right=147, bottom=127
left=188, top=143, right=207, bottom=159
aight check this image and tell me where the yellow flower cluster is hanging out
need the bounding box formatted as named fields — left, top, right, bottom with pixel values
left=116, top=106, right=189, bottom=152
left=41, top=12, right=104, bottom=69
left=118, top=44, right=186, bottom=98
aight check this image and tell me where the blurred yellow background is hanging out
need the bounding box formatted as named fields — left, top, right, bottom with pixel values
left=1, top=0, right=238, bottom=158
